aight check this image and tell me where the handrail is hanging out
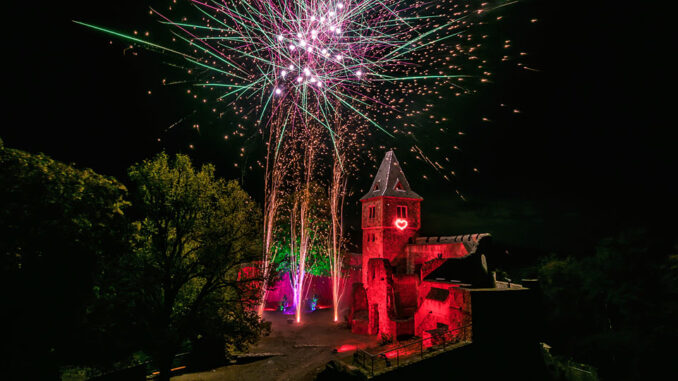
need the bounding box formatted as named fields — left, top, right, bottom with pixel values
left=353, top=324, right=472, bottom=376
left=373, top=324, right=471, bottom=358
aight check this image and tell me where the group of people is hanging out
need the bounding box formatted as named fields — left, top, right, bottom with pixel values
left=278, top=294, right=319, bottom=312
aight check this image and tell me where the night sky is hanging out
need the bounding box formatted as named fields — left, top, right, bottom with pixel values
left=3, top=0, right=673, bottom=257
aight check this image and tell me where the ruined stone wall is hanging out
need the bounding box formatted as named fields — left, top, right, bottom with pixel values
left=382, top=228, right=417, bottom=271
left=359, top=192, right=422, bottom=337
left=414, top=281, right=472, bottom=339
left=393, top=274, right=419, bottom=317
left=406, top=242, right=469, bottom=274
left=365, top=258, right=396, bottom=336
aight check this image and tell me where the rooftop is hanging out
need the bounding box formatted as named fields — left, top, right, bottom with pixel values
left=361, top=150, right=422, bottom=200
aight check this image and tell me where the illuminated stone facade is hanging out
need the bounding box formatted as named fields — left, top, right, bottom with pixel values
left=350, top=150, right=493, bottom=339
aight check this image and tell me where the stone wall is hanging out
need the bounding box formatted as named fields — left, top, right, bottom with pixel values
left=393, top=274, right=419, bottom=317
left=365, top=258, right=395, bottom=336
left=361, top=197, right=421, bottom=283
left=406, top=242, right=469, bottom=268
left=414, top=280, right=472, bottom=340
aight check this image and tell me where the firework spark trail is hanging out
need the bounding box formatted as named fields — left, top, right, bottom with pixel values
left=328, top=124, right=348, bottom=322
left=287, top=139, right=317, bottom=323
left=76, top=0, right=485, bottom=149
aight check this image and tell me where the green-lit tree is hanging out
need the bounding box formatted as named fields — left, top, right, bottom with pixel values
left=271, top=181, right=332, bottom=317
left=126, top=153, right=267, bottom=381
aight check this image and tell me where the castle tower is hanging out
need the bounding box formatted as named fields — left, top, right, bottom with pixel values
left=361, top=150, right=422, bottom=284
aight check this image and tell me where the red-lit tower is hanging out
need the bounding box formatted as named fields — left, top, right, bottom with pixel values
left=360, top=150, right=422, bottom=284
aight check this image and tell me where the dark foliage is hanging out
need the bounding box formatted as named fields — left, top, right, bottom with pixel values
left=1, top=146, right=270, bottom=380
left=538, top=230, right=678, bottom=380
left=0, top=144, right=130, bottom=378
left=123, top=152, right=267, bottom=380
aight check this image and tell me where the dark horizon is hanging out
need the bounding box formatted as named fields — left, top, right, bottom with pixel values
left=3, top=0, right=674, bottom=255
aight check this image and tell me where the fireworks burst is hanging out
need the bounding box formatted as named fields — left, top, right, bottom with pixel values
left=76, top=0, right=500, bottom=153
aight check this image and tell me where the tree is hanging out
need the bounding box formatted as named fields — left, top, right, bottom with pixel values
left=267, top=180, right=331, bottom=323
left=0, top=145, right=130, bottom=379
left=126, top=152, right=266, bottom=381
left=538, top=229, right=678, bottom=380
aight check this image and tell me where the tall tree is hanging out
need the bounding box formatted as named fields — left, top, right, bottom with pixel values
left=127, top=153, right=266, bottom=381
left=538, top=229, right=678, bottom=379
left=0, top=144, right=130, bottom=379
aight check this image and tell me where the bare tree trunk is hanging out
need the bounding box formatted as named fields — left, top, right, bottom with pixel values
left=156, top=349, right=175, bottom=381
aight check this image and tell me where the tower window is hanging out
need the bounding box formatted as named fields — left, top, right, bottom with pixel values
left=396, top=205, right=408, bottom=218
left=374, top=181, right=380, bottom=191
left=368, top=205, right=376, bottom=220
left=394, top=181, right=404, bottom=191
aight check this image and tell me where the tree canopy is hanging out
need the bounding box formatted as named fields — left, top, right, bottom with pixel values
left=538, top=229, right=678, bottom=379
left=0, top=145, right=130, bottom=378
left=271, top=182, right=332, bottom=277
left=125, top=152, right=266, bottom=380
left=1, top=147, right=269, bottom=380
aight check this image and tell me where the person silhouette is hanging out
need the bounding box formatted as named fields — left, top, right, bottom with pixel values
left=310, top=294, right=319, bottom=311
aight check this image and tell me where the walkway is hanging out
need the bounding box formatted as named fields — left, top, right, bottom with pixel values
left=172, top=309, right=378, bottom=381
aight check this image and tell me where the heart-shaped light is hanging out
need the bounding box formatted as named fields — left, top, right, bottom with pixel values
left=395, top=218, right=408, bottom=231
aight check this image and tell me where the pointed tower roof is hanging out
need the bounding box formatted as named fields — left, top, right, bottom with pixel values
left=361, top=150, right=422, bottom=200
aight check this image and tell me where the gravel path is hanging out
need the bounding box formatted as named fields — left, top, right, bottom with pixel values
left=173, top=309, right=378, bottom=381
